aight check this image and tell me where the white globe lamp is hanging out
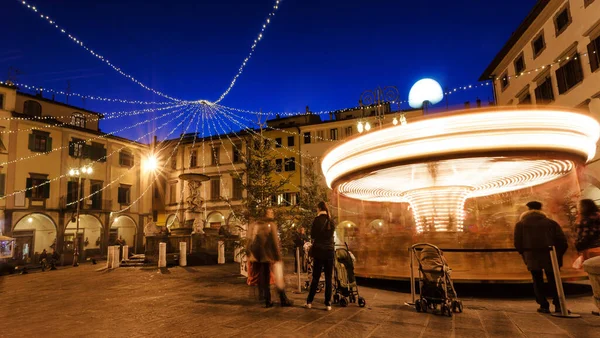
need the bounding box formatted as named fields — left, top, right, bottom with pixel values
left=408, top=78, right=444, bottom=109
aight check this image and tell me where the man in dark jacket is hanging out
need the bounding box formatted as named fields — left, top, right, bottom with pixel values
left=514, top=201, right=568, bottom=313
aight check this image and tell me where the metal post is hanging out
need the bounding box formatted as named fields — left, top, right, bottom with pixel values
left=405, top=247, right=416, bottom=306
left=73, top=174, right=82, bottom=267
left=296, top=247, right=302, bottom=293
left=549, top=246, right=580, bottom=318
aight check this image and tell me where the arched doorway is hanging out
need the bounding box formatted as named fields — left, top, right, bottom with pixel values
left=110, top=216, right=137, bottom=251
left=206, top=211, right=225, bottom=229
left=13, top=213, right=57, bottom=262
left=65, top=214, right=103, bottom=263
left=165, top=214, right=181, bottom=230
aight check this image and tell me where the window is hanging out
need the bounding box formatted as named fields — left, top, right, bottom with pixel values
left=303, top=132, right=311, bottom=144
left=330, top=128, right=338, bottom=141
left=532, top=31, right=545, bottom=58
left=514, top=53, right=526, bottom=75
left=23, top=100, right=42, bottom=117
left=232, top=177, right=243, bottom=200
left=119, top=151, right=134, bottom=167
left=66, top=180, right=80, bottom=207
left=284, top=157, right=296, bottom=172
left=275, top=138, right=282, bottom=148
left=28, top=130, right=52, bottom=152
left=588, top=35, right=600, bottom=73
left=233, top=142, right=243, bottom=162
left=0, top=172, right=5, bottom=197
left=283, top=192, right=298, bottom=206
left=25, top=175, right=50, bottom=200
left=211, top=146, right=220, bottom=165
left=210, top=177, right=220, bottom=200
left=169, top=183, right=177, bottom=204
left=556, top=54, right=583, bottom=94
left=316, top=130, right=324, bottom=142
left=500, top=71, right=510, bottom=91
left=90, top=181, right=103, bottom=209
left=554, top=6, right=571, bottom=36
left=0, top=93, right=4, bottom=110
left=118, top=185, right=131, bottom=204
left=0, top=127, right=5, bottom=153
left=171, top=157, right=177, bottom=170
left=190, top=149, right=198, bottom=168
left=88, top=142, right=106, bottom=162
left=275, top=159, right=283, bottom=172
left=534, top=76, right=554, bottom=104
left=345, top=126, right=353, bottom=137
left=69, top=138, right=85, bottom=158
left=71, top=113, right=86, bottom=128
left=287, top=136, right=295, bottom=147
left=518, top=90, right=531, bottom=105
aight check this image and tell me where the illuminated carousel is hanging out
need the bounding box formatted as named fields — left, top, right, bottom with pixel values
left=323, top=108, right=600, bottom=282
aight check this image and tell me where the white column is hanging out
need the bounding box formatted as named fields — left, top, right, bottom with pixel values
left=122, top=245, right=129, bottom=261
left=112, top=246, right=120, bottom=268
left=158, top=242, right=167, bottom=268
left=179, top=242, right=187, bottom=267
left=107, top=246, right=114, bottom=269
left=218, top=240, right=225, bottom=264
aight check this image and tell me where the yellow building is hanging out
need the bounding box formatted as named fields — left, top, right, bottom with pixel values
left=479, top=0, right=600, bottom=201
left=0, top=84, right=152, bottom=264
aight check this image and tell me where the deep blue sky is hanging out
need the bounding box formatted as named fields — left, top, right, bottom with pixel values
left=3, top=0, right=535, bottom=140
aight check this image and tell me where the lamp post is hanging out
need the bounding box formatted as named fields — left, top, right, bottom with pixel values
left=358, top=86, right=400, bottom=132
left=68, top=165, right=93, bottom=267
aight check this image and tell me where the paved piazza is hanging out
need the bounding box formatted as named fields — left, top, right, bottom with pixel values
left=1, top=263, right=600, bottom=338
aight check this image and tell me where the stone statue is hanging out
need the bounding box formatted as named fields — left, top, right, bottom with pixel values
left=193, top=217, right=205, bottom=234
left=187, top=181, right=204, bottom=212
left=144, top=221, right=160, bottom=236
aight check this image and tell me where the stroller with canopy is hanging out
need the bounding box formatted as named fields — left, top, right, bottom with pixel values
left=411, top=243, right=462, bottom=317
left=332, top=243, right=366, bottom=307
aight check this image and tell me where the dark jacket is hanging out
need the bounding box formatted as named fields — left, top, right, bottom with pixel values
left=311, top=214, right=335, bottom=259
left=514, top=210, right=568, bottom=271
left=575, top=213, right=600, bottom=252
left=249, top=225, right=281, bottom=263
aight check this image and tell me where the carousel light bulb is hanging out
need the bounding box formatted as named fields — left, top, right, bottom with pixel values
left=357, top=121, right=364, bottom=133
left=393, top=117, right=399, bottom=126
left=365, top=122, right=371, bottom=131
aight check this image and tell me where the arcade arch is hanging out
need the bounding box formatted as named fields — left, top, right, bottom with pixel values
left=13, top=213, right=57, bottom=260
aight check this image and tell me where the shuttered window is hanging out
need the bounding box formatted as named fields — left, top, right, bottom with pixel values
left=210, top=178, right=220, bottom=200
left=28, top=131, right=52, bottom=152
left=588, top=35, right=600, bottom=73
left=555, top=54, right=583, bottom=94
left=25, top=176, right=50, bottom=200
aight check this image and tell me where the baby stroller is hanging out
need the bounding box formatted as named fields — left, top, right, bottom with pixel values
left=303, top=242, right=325, bottom=292
left=333, top=243, right=366, bottom=307
left=411, top=243, right=462, bottom=317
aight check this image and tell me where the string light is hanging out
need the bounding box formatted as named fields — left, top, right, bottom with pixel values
left=491, top=51, right=593, bottom=82
left=214, top=0, right=282, bottom=103
left=16, top=0, right=180, bottom=101
left=1, top=80, right=174, bottom=105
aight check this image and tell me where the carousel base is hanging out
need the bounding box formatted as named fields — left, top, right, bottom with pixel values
left=355, top=267, right=588, bottom=284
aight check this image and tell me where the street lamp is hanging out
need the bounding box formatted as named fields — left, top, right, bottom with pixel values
left=359, top=85, right=400, bottom=129
left=68, top=165, right=93, bottom=267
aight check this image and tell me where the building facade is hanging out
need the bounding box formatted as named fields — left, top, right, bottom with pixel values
left=479, top=0, right=600, bottom=200
left=0, top=84, right=152, bottom=264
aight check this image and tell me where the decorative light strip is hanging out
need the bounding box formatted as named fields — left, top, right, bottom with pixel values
left=1, top=80, right=173, bottom=105
left=214, top=0, right=282, bottom=103
left=491, top=51, right=596, bottom=82
left=16, top=0, right=180, bottom=101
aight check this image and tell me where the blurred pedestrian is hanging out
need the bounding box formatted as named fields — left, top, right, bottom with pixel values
left=50, top=250, right=59, bottom=270
left=39, top=249, right=48, bottom=271
left=248, top=212, right=293, bottom=308
left=514, top=201, right=568, bottom=314
left=575, top=199, right=600, bottom=261
left=305, top=201, right=335, bottom=311
left=293, top=227, right=307, bottom=273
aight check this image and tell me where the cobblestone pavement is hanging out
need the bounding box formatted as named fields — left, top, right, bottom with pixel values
left=1, top=263, right=599, bottom=338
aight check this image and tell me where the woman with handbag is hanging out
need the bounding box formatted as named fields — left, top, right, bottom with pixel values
left=575, top=199, right=600, bottom=262
left=305, top=201, right=335, bottom=311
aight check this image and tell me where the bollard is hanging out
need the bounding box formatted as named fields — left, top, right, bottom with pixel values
left=122, top=245, right=129, bottom=261
left=158, top=242, right=167, bottom=268
left=106, top=246, right=114, bottom=269
left=218, top=241, right=225, bottom=264
left=179, top=242, right=187, bottom=267
left=549, top=246, right=580, bottom=318
left=112, top=246, right=120, bottom=268
left=405, top=247, right=416, bottom=306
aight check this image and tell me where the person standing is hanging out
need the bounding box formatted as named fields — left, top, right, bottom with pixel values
left=39, top=249, right=48, bottom=272
left=575, top=199, right=600, bottom=260
left=293, top=227, right=307, bottom=273
left=514, top=201, right=568, bottom=314
left=305, top=202, right=335, bottom=311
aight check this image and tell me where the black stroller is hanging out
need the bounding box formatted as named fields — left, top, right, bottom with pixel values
left=332, top=243, right=366, bottom=307
left=411, top=243, right=462, bottom=317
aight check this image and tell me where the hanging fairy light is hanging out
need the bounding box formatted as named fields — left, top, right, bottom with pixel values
left=357, top=121, right=364, bottom=133
left=392, top=117, right=399, bottom=126
left=400, top=114, right=407, bottom=126
left=364, top=121, right=371, bottom=132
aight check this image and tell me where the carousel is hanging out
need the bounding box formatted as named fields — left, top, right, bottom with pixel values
left=0, top=235, right=16, bottom=274
left=322, top=107, right=600, bottom=282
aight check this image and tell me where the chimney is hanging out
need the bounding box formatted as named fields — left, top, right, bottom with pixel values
left=476, top=98, right=481, bottom=108
left=305, top=105, right=310, bottom=114
left=52, top=94, right=55, bottom=101
left=464, top=101, right=470, bottom=109
left=36, top=90, right=43, bottom=98
left=329, top=112, right=334, bottom=120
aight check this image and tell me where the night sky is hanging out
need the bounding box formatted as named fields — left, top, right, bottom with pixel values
left=3, top=0, right=535, bottom=140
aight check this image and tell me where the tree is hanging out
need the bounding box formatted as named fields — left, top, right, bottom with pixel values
left=292, top=159, right=330, bottom=234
